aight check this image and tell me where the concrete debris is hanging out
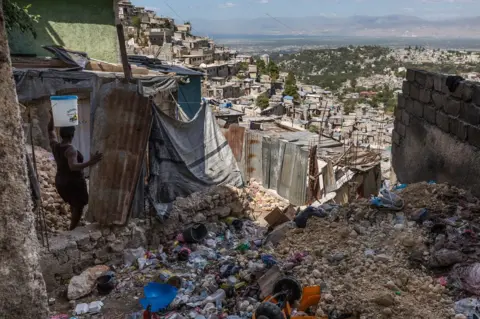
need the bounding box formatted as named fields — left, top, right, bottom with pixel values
left=246, top=180, right=289, bottom=217
left=67, top=265, right=110, bottom=300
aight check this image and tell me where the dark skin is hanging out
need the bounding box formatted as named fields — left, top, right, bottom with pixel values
left=48, top=111, right=103, bottom=229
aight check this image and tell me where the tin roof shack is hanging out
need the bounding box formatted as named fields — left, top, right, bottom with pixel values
left=328, top=147, right=382, bottom=203
left=214, top=108, right=245, bottom=127
left=260, top=104, right=285, bottom=117
left=8, top=0, right=120, bottom=63
left=13, top=56, right=183, bottom=224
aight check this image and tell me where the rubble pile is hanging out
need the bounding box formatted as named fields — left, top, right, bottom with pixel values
left=276, top=217, right=454, bottom=318
left=275, top=181, right=480, bottom=319
left=28, top=145, right=71, bottom=232
left=245, top=179, right=289, bottom=214
left=48, top=181, right=480, bottom=319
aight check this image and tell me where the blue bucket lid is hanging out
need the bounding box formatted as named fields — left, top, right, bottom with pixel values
left=50, top=95, right=78, bottom=101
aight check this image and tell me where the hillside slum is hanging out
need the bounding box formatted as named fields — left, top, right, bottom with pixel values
left=45, top=181, right=480, bottom=319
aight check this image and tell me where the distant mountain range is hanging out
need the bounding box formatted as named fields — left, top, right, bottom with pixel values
left=190, top=15, right=480, bottom=38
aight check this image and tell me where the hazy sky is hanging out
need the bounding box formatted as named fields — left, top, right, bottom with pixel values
left=131, top=0, right=477, bottom=20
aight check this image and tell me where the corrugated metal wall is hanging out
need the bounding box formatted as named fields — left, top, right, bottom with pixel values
left=88, top=82, right=152, bottom=225
left=223, top=130, right=309, bottom=206
left=245, top=132, right=263, bottom=183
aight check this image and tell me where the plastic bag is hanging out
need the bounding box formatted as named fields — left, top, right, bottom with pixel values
left=124, top=247, right=146, bottom=267
left=452, top=263, right=480, bottom=295
left=455, top=298, right=480, bottom=317
left=370, top=188, right=404, bottom=211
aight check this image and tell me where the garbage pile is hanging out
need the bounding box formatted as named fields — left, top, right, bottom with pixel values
left=50, top=181, right=480, bottom=319
left=27, top=145, right=71, bottom=232
left=59, top=218, right=276, bottom=319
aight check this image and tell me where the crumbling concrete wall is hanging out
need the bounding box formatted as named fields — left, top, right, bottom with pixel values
left=41, top=185, right=250, bottom=294
left=392, top=68, right=480, bottom=196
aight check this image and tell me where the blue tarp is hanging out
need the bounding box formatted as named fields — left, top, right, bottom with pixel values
left=178, top=77, right=202, bottom=119
left=220, top=102, right=233, bottom=108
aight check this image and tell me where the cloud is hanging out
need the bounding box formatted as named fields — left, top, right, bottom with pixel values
left=219, top=2, right=236, bottom=8
left=259, top=0, right=270, bottom=3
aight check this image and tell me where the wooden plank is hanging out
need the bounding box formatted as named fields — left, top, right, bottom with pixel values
left=116, top=24, right=132, bottom=81
left=88, top=81, right=152, bottom=225
left=86, top=61, right=150, bottom=75
left=11, top=57, right=70, bottom=69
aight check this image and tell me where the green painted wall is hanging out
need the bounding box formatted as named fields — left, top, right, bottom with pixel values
left=8, top=0, right=119, bottom=63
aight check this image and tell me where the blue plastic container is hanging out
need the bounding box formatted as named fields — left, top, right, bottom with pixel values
left=140, top=283, right=177, bottom=312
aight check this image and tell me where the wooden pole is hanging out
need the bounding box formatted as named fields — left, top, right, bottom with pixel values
left=116, top=24, right=132, bottom=81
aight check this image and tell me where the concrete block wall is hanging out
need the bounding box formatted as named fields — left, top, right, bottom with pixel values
left=392, top=68, right=480, bottom=196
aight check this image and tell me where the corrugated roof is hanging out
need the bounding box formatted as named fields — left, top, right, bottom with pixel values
left=127, top=55, right=204, bottom=76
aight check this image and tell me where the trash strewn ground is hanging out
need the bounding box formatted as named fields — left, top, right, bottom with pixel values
left=48, top=181, right=480, bottom=319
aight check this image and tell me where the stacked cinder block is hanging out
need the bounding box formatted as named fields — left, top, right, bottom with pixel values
left=393, top=69, right=480, bottom=147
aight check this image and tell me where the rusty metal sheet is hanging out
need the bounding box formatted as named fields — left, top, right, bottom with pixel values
left=245, top=131, right=263, bottom=182
left=88, top=81, right=152, bottom=225
left=307, top=145, right=320, bottom=204
left=222, top=124, right=245, bottom=162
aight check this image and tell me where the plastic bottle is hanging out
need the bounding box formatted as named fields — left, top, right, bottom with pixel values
left=185, top=281, right=195, bottom=294
left=205, top=239, right=217, bottom=248
left=203, top=302, right=216, bottom=313
left=202, top=289, right=226, bottom=305
left=236, top=242, right=250, bottom=252
left=394, top=214, right=405, bottom=230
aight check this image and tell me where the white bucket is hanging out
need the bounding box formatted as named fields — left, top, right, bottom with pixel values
left=50, top=95, right=79, bottom=127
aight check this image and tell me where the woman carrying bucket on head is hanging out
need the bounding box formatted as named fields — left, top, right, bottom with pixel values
left=48, top=95, right=103, bottom=230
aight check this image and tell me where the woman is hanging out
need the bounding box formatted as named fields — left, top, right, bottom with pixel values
left=48, top=111, right=102, bottom=230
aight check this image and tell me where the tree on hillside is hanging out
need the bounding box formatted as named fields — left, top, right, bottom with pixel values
left=256, top=59, right=266, bottom=75
left=350, top=78, right=357, bottom=89
left=283, top=71, right=299, bottom=100
left=238, top=62, right=249, bottom=72
left=283, top=85, right=299, bottom=100
left=0, top=4, right=49, bottom=317
left=285, top=71, right=296, bottom=87
left=3, top=0, right=39, bottom=38
left=256, top=95, right=270, bottom=110
left=343, top=99, right=356, bottom=114
left=267, top=61, right=279, bottom=82
left=131, top=16, right=141, bottom=38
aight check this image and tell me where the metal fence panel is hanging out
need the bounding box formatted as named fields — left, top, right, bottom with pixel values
left=269, top=138, right=281, bottom=191
left=278, top=140, right=295, bottom=200
left=289, top=146, right=309, bottom=205
left=262, top=136, right=272, bottom=188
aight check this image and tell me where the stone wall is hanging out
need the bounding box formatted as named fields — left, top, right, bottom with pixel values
left=392, top=68, right=480, bottom=196
left=41, top=185, right=250, bottom=294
